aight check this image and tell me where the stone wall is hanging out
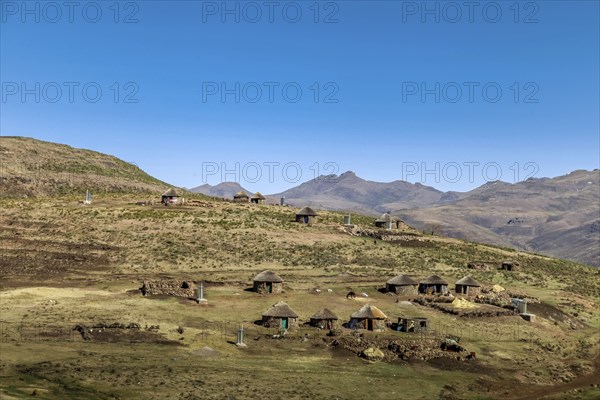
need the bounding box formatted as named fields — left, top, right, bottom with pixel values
left=253, top=281, right=283, bottom=294
left=140, top=279, right=196, bottom=297
left=387, top=284, right=418, bottom=295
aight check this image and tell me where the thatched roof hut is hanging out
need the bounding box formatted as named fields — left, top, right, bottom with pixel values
left=161, top=188, right=182, bottom=205
left=250, top=192, right=266, bottom=204
left=252, top=270, right=284, bottom=294
left=263, top=301, right=299, bottom=318
left=349, top=304, right=388, bottom=331
left=310, top=308, right=338, bottom=329
left=162, top=188, right=179, bottom=197
left=261, top=301, right=299, bottom=329
left=233, top=191, right=249, bottom=202
left=375, top=213, right=400, bottom=229
left=418, top=275, right=449, bottom=294
left=455, top=276, right=482, bottom=295
left=386, top=274, right=418, bottom=295
left=296, top=206, right=317, bottom=224
left=253, top=270, right=283, bottom=283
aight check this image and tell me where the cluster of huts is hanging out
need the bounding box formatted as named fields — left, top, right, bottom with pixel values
left=260, top=300, right=389, bottom=332
left=252, top=270, right=484, bottom=332
left=160, top=189, right=409, bottom=231
left=253, top=270, right=387, bottom=331
left=233, top=191, right=266, bottom=204
left=259, top=300, right=432, bottom=333
left=385, top=274, right=482, bottom=296
left=159, top=188, right=320, bottom=225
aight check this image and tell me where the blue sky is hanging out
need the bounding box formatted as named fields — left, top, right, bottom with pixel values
left=1, top=0, right=599, bottom=193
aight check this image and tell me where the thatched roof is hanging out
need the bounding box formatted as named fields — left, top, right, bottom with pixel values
left=350, top=304, right=387, bottom=319
left=262, top=301, right=298, bottom=318
left=455, top=276, right=481, bottom=287
left=310, top=308, right=338, bottom=320
left=387, top=274, right=418, bottom=286
left=296, top=206, right=317, bottom=216
left=234, top=191, right=249, bottom=198
left=253, top=270, right=283, bottom=283
left=420, top=275, right=448, bottom=285
left=251, top=192, right=265, bottom=200
left=162, top=188, right=180, bottom=197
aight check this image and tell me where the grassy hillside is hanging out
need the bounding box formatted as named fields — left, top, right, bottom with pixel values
left=1, top=194, right=599, bottom=400
left=0, top=136, right=172, bottom=197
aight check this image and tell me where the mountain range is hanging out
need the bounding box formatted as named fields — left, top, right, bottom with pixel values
left=2, top=137, right=598, bottom=266
left=188, top=182, right=251, bottom=199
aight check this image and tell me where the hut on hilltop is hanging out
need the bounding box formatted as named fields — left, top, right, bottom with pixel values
left=250, top=192, right=266, bottom=204
left=233, top=191, right=249, bottom=203
left=296, top=206, right=317, bottom=224
left=161, top=188, right=182, bottom=205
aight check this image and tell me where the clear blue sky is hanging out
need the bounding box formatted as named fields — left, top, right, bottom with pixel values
left=1, top=0, right=599, bottom=193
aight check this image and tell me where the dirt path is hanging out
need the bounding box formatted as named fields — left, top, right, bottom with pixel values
left=506, top=351, right=600, bottom=400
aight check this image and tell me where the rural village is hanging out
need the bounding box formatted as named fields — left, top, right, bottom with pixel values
left=0, top=141, right=598, bottom=400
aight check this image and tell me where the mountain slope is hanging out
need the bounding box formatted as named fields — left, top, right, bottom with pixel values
left=399, top=170, right=600, bottom=266
left=0, top=136, right=171, bottom=197
left=269, top=171, right=443, bottom=213
left=261, top=169, right=599, bottom=266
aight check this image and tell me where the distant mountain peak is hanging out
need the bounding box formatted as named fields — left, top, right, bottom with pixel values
left=189, top=181, right=251, bottom=198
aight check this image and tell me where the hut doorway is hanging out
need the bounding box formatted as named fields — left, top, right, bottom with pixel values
left=266, top=282, right=272, bottom=293
left=304, top=216, right=309, bottom=223
left=281, top=318, right=288, bottom=329
left=367, top=320, right=373, bottom=330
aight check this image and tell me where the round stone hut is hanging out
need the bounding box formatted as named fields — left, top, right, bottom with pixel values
left=295, top=206, right=317, bottom=224
left=309, top=308, right=339, bottom=329
left=161, top=188, right=181, bottom=205
left=386, top=274, right=418, bottom=295
left=261, top=301, right=299, bottom=330
left=418, top=275, right=449, bottom=294
left=455, top=276, right=482, bottom=295
left=349, top=304, right=388, bottom=331
left=233, top=191, right=249, bottom=203
left=250, top=192, right=266, bottom=204
left=252, top=270, right=284, bottom=294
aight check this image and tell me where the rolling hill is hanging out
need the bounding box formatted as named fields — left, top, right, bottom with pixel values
left=0, top=136, right=171, bottom=197
left=400, top=170, right=600, bottom=267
